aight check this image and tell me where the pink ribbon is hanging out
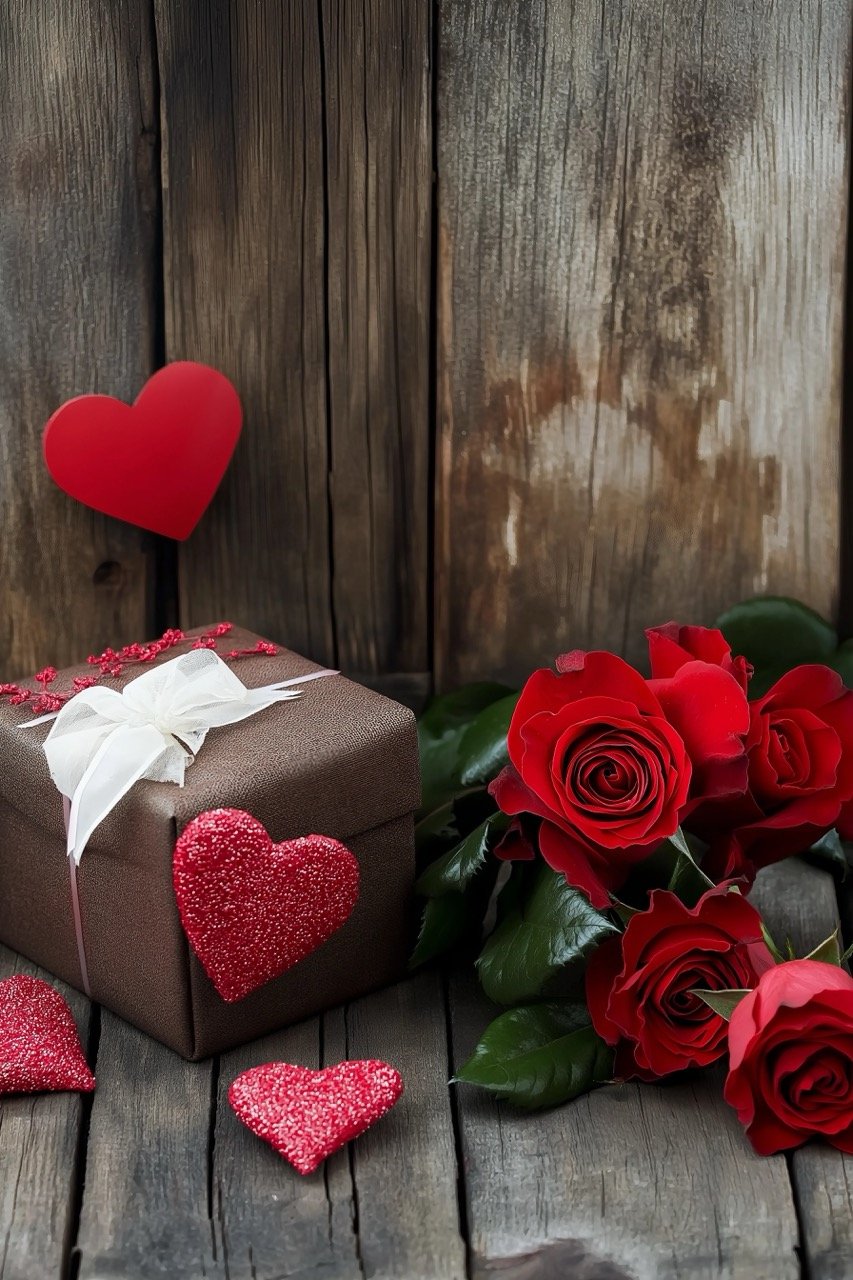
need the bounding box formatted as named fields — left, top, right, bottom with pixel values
left=63, top=795, right=92, bottom=997
left=58, top=666, right=338, bottom=1002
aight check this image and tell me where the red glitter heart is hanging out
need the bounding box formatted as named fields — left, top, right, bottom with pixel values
left=0, top=976, right=95, bottom=1096
left=173, top=809, right=360, bottom=1002
left=229, top=1060, right=403, bottom=1174
left=43, top=361, right=242, bottom=540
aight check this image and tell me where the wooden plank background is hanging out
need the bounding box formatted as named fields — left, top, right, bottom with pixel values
left=0, top=0, right=850, bottom=693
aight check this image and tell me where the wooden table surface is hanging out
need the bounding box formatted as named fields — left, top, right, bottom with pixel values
left=2, top=857, right=852, bottom=1280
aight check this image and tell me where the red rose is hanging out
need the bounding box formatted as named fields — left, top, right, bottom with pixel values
left=647, top=622, right=751, bottom=693
left=700, top=666, right=853, bottom=882
left=725, top=960, right=853, bottom=1155
left=490, top=641, right=750, bottom=906
left=586, top=887, right=773, bottom=1079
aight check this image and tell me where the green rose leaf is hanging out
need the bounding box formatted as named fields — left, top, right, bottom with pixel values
left=418, top=682, right=513, bottom=815
left=410, top=896, right=472, bottom=969
left=804, top=929, right=843, bottom=967
left=665, top=827, right=715, bottom=905
left=454, top=1001, right=614, bottom=1109
left=476, top=864, right=618, bottom=1006
left=417, top=813, right=509, bottom=897
left=830, top=639, right=853, bottom=688
left=715, top=597, right=837, bottom=697
left=805, top=829, right=850, bottom=882
left=458, top=692, right=520, bottom=788
left=691, top=988, right=751, bottom=1020
left=415, top=798, right=461, bottom=860
left=410, top=813, right=506, bottom=969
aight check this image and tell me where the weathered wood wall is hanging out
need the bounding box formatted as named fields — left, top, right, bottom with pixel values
left=0, top=1, right=850, bottom=693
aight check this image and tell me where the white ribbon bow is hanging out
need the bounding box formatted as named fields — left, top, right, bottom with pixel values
left=24, top=648, right=332, bottom=865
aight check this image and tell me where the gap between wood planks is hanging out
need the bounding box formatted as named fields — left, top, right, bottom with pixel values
left=2, top=858, right=851, bottom=1280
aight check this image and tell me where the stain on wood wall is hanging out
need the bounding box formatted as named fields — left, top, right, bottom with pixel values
left=436, top=0, right=851, bottom=686
left=0, top=0, right=850, bottom=697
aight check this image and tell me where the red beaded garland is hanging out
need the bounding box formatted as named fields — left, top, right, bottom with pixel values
left=0, top=622, right=276, bottom=715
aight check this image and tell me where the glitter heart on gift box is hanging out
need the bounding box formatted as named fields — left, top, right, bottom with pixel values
left=173, top=809, right=361, bottom=1002
left=228, top=1059, right=404, bottom=1174
left=0, top=975, right=95, bottom=1096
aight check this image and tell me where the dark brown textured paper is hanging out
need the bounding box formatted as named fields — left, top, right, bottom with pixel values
left=0, top=628, right=419, bottom=1058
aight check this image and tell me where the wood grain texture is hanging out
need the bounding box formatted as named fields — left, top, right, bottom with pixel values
left=211, top=1017, right=353, bottom=1280
left=435, top=0, right=851, bottom=687
left=754, top=859, right=853, bottom=1280
left=332, top=975, right=467, bottom=1280
left=0, top=946, right=91, bottom=1280
left=75, top=1012, right=216, bottom=1280
left=211, top=974, right=465, bottom=1280
left=446, top=859, right=852, bottom=1278
left=157, top=0, right=432, bottom=683
left=0, top=0, right=158, bottom=679
left=450, top=968, right=800, bottom=1279
left=156, top=0, right=333, bottom=664
left=321, top=0, right=432, bottom=679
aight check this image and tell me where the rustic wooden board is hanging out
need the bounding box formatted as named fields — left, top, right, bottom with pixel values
left=321, top=0, right=432, bottom=681
left=155, top=0, right=333, bottom=664
left=75, top=1012, right=216, bottom=1280
left=157, top=0, right=432, bottom=686
left=211, top=973, right=466, bottom=1280
left=450, top=970, right=800, bottom=1279
left=0, top=0, right=159, bottom=678
left=435, top=0, right=851, bottom=687
left=333, top=976, right=467, bottom=1279
left=0, top=946, right=91, bottom=1280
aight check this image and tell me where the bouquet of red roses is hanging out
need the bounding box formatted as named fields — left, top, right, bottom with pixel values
left=413, top=599, right=853, bottom=1155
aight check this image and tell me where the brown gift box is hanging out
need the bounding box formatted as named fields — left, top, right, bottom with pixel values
left=0, top=627, right=419, bottom=1059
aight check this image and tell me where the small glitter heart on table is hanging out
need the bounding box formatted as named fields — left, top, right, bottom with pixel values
left=228, top=1060, right=404, bottom=1175
left=173, top=809, right=360, bottom=1002
left=0, top=975, right=95, bottom=1096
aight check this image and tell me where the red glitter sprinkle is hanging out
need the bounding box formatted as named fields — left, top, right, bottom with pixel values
left=34, top=666, right=57, bottom=687
left=191, top=637, right=218, bottom=650
left=172, top=810, right=360, bottom=1002
left=229, top=1060, right=403, bottom=1175
left=0, top=975, right=95, bottom=1096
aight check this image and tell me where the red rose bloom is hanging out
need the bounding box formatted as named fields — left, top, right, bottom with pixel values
left=647, top=622, right=751, bottom=693
left=700, top=666, right=853, bottom=882
left=725, top=960, right=853, bottom=1155
left=586, top=887, right=774, bottom=1079
left=490, top=637, right=750, bottom=906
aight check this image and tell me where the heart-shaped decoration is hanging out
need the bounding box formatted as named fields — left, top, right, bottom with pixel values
left=43, top=361, right=242, bottom=540
left=0, top=975, right=95, bottom=1096
left=229, top=1060, right=403, bottom=1174
left=173, top=809, right=360, bottom=1002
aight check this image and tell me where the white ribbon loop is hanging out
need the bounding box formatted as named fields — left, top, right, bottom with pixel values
left=24, top=649, right=334, bottom=865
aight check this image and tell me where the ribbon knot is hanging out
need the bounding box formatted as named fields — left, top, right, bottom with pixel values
left=25, top=648, right=335, bottom=866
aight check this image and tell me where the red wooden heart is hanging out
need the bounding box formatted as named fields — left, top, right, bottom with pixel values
left=43, top=361, right=242, bottom=540
left=173, top=809, right=360, bottom=1002
left=229, top=1060, right=403, bottom=1174
left=0, top=975, right=95, bottom=1096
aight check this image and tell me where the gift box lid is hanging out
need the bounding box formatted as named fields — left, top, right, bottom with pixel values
left=0, top=626, right=421, bottom=846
